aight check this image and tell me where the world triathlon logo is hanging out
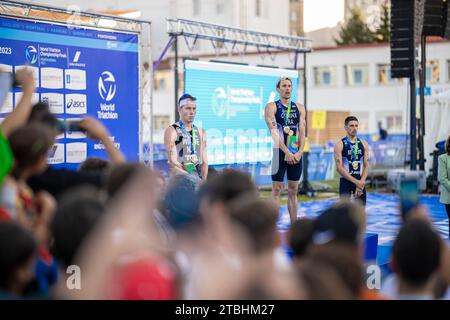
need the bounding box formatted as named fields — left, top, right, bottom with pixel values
left=98, top=71, right=116, bottom=101
left=25, top=46, right=38, bottom=65
left=211, top=87, right=227, bottom=117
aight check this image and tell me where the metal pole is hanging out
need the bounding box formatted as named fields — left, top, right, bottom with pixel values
left=174, top=36, right=179, bottom=122
left=410, top=75, right=417, bottom=171
left=300, top=51, right=311, bottom=195
left=418, top=35, right=426, bottom=171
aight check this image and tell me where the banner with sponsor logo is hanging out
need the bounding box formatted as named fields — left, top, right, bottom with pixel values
left=0, top=16, right=139, bottom=170
left=184, top=60, right=299, bottom=165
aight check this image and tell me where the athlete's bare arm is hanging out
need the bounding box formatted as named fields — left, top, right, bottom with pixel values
left=164, top=125, right=187, bottom=175
left=360, top=140, right=370, bottom=185
left=295, top=103, right=306, bottom=163
left=200, top=128, right=208, bottom=181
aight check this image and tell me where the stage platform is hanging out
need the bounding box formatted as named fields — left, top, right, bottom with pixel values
left=278, top=193, right=449, bottom=269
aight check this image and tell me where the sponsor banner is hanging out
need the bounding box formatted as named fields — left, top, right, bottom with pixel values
left=66, top=142, right=87, bottom=163
left=0, top=63, right=12, bottom=72
left=65, top=69, right=86, bottom=90
left=41, top=92, right=64, bottom=114
left=47, top=143, right=65, bottom=164
left=41, top=67, right=64, bottom=89
left=0, top=16, right=139, bottom=170
left=185, top=60, right=299, bottom=165
left=65, top=93, right=87, bottom=114
left=0, top=92, right=13, bottom=113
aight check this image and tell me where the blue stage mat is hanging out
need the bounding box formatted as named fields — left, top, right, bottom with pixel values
left=278, top=193, right=449, bottom=266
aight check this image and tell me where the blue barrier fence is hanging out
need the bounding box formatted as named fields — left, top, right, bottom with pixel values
left=152, top=134, right=409, bottom=185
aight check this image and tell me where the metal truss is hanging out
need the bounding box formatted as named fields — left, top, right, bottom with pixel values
left=167, top=18, right=312, bottom=53
left=0, top=0, right=150, bottom=33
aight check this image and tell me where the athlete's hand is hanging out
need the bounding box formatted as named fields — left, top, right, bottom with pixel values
left=355, top=180, right=365, bottom=190
left=285, top=152, right=295, bottom=164
left=355, top=187, right=363, bottom=198
left=294, top=151, right=303, bottom=163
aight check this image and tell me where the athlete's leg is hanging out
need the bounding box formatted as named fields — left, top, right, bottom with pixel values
left=285, top=160, right=302, bottom=224
left=355, top=188, right=367, bottom=207
left=272, top=149, right=287, bottom=210
left=272, top=181, right=284, bottom=209
left=287, top=180, right=299, bottom=224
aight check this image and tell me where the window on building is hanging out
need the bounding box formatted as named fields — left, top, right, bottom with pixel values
left=255, top=0, right=262, bottom=17
left=377, top=64, right=401, bottom=84
left=216, top=0, right=224, bottom=15
left=344, top=64, right=369, bottom=86
left=426, top=59, right=439, bottom=83
left=313, top=66, right=336, bottom=86
left=154, top=115, right=170, bottom=132
left=193, top=0, right=200, bottom=16
left=386, top=115, right=403, bottom=132
left=447, top=60, right=450, bottom=82
left=291, top=11, right=297, bottom=21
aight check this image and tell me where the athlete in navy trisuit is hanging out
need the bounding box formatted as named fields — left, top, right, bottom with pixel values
left=264, top=77, right=306, bottom=224
left=334, top=116, right=370, bottom=206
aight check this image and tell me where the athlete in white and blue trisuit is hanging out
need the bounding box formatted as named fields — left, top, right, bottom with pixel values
left=334, top=116, right=370, bottom=206
left=164, top=93, right=208, bottom=182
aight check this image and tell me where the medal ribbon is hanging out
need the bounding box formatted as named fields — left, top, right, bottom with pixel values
left=179, top=120, right=196, bottom=156
left=345, top=136, right=359, bottom=161
left=284, top=100, right=292, bottom=127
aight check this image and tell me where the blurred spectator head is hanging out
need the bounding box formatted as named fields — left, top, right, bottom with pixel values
left=0, top=222, right=37, bottom=295
left=306, top=243, right=363, bottom=299
left=51, top=186, right=106, bottom=268
left=161, top=174, right=200, bottom=231
left=207, top=166, right=218, bottom=181
left=228, top=197, right=278, bottom=255
left=288, top=218, right=314, bottom=259
left=106, top=163, right=148, bottom=198
left=331, top=200, right=366, bottom=245
left=27, top=102, right=62, bottom=136
left=199, top=169, right=258, bottom=208
left=311, top=204, right=360, bottom=247
left=296, top=258, right=353, bottom=300
left=78, top=157, right=111, bottom=174
left=446, top=134, right=450, bottom=155
left=8, top=124, right=54, bottom=179
left=392, top=219, right=441, bottom=288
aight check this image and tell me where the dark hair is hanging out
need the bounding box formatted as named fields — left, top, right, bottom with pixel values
left=0, top=222, right=37, bottom=289
left=229, top=197, right=278, bottom=254
left=51, top=186, right=106, bottom=267
left=289, top=218, right=314, bottom=259
left=307, top=243, right=363, bottom=298
left=446, top=135, right=450, bottom=155
left=393, top=219, right=441, bottom=287
left=106, top=163, right=148, bottom=198
left=27, top=102, right=61, bottom=133
left=276, top=77, right=292, bottom=88
left=78, top=157, right=111, bottom=174
left=344, top=116, right=359, bottom=126
left=8, top=124, right=53, bottom=178
left=199, top=169, right=258, bottom=205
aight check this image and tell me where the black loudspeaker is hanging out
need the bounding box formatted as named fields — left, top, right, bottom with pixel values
left=444, top=0, right=450, bottom=39
left=423, top=0, right=447, bottom=36
left=390, top=0, right=423, bottom=78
